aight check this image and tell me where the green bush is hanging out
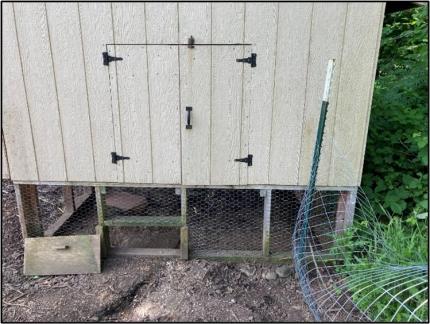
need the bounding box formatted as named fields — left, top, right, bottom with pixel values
left=362, top=6, right=428, bottom=217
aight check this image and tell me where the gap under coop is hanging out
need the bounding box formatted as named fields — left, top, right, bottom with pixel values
left=16, top=183, right=354, bottom=275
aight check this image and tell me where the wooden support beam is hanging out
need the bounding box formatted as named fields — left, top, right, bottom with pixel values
left=335, top=189, right=357, bottom=233
left=14, top=184, right=43, bottom=238
left=95, top=186, right=110, bottom=257
left=180, top=188, right=189, bottom=260
left=261, top=189, right=272, bottom=257
left=63, top=186, right=75, bottom=214
left=104, top=216, right=182, bottom=227
left=44, top=187, right=93, bottom=236
left=180, top=226, right=189, bottom=260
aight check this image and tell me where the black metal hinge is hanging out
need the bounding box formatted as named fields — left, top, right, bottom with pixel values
left=103, top=52, right=123, bottom=66
left=236, top=53, right=257, bottom=67
left=234, top=154, right=253, bottom=166
left=111, top=152, right=130, bottom=164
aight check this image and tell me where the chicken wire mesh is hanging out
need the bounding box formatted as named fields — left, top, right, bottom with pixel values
left=17, top=184, right=97, bottom=237
left=187, top=188, right=264, bottom=254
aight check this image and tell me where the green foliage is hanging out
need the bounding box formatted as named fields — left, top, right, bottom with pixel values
left=331, top=212, right=428, bottom=321
left=362, top=6, right=429, bottom=217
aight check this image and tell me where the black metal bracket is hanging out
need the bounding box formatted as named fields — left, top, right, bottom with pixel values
left=236, top=53, right=256, bottom=67
left=103, top=52, right=123, bottom=66
left=234, top=154, right=253, bottom=166
left=186, top=106, right=192, bottom=129
left=187, top=36, right=195, bottom=49
left=111, top=152, right=130, bottom=164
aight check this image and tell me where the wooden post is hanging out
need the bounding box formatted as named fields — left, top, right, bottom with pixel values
left=335, top=189, right=357, bottom=233
left=63, top=186, right=76, bottom=214
left=14, top=184, right=43, bottom=238
left=261, top=189, right=272, bottom=257
left=95, top=186, right=109, bottom=257
left=180, top=188, right=188, bottom=260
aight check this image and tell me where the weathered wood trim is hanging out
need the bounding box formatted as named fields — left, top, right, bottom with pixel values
left=191, top=250, right=292, bottom=264
left=109, top=247, right=181, bottom=257
left=95, top=186, right=109, bottom=256
left=44, top=187, right=93, bottom=236
left=262, top=189, right=272, bottom=257
left=180, top=226, right=189, bottom=260
left=12, top=180, right=358, bottom=192
left=14, top=184, right=43, bottom=238
left=104, top=216, right=182, bottom=227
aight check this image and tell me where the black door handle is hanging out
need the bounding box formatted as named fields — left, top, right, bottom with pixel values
left=186, top=106, right=192, bottom=129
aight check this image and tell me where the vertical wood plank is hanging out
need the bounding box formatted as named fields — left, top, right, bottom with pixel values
left=111, top=3, right=152, bottom=183
left=211, top=3, right=245, bottom=185
left=179, top=3, right=212, bottom=185
left=46, top=3, right=95, bottom=182
left=146, top=3, right=181, bottom=184
left=14, top=3, right=67, bottom=181
left=298, top=3, right=347, bottom=186
left=79, top=3, right=118, bottom=182
left=2, top=3, right=38, bottom=181
left=2, top=133, right=10, bottom=179
left=244, top=3, right=278, bottom=185
left=329, top=3, right=385, bottom=186
left=269, top=3, right=313, bottom=185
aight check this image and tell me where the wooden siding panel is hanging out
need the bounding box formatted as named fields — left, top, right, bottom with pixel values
left=298, top=3, right=347, bottom=186
left=179, top=3, right=212, bottom=185
left=14, top=3, right=67, bottom=181
left=2, top=3, right=38, bottom=181
left=79, top=3, right=118, bottom=182
left=46, top=3, right=95, bottom=182
left=111, top=4, right=152, bottom=183
left=329, top=3, right=385, bottom=186
left=269, top=3, right=313, bottom=185
left=146, top=3, right=181, bottom=184
left=244, top=3, right=278, bottom=185
left=211, top=3, right=245, bottom=185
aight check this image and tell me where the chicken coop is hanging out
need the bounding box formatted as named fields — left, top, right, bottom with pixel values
left=2, top=2, right=385, bottom=275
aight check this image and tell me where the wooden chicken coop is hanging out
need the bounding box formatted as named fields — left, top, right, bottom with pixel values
left=2, top=2, right=385, bottom=275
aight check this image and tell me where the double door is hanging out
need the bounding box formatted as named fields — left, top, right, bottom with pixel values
left=107, top=43, right=255, bottom=185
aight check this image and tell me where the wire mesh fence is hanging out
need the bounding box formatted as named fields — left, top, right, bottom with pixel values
left=17, top=184, right=97, bottom=237
left=187, top=188, right=264, bottom=253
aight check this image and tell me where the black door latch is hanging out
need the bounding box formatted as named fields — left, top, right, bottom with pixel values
left=236, top=53, right=257, bottom=67
left=234, top=154, right=253, bottom=166
left=111, top=152, right=130, bottom=164
left=103, top=52, right=123, bottom=66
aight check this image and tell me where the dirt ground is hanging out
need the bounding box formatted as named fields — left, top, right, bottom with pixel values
left=1, top=180, right=313, bottom=322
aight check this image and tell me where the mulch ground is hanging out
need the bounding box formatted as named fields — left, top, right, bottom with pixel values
left=1, top=180, right=312, bottom=322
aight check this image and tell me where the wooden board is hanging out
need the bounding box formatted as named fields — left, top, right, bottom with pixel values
left=13, top=3, right=67, bottom=181
left=211, top=3, right=245, bottom=185
left=46, top=3, right=95, bottom=182
left=2, top=4, right=37, bottom=182
left=111, top=4, right=152, bottom=183
left=79, top=3, right=118, bottom=182
left=244, top=3, right=278, bottom=185
left=2, top=132, right=10, bottom=179
left=24, top=235, right=101, bottom=275
left=329, top=3, right=385, bottom=186
left=145, top=3, right=181, bottom=184
left=269, top=3, right=313, bottom=185
left=298, top=3, right=348, bottom=186
left=179, top=3, right=212, bottom=185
